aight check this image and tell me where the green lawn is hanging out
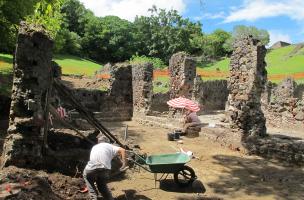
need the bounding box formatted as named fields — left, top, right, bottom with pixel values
left=0, top=54, right=13, bottom=96
left=0, top=54, right=103, bottom=96
left=198, top=45, right=304, bottom=80
left=153, top=76, right=169, bottom=93
left=0, top=54, right=13, bottom=73
left=53, top=55, right=102, bottom=76
left=0, top=54, right=102, bottom=76
left=266, top=45, right=304, bottom=74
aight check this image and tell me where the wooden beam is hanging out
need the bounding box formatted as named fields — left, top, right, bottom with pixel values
left=53, top=79, right=130, bottom=150
left=49, top=105, right=95, bottom=145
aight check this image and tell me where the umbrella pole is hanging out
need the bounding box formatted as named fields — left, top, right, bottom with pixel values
left=179, top=108, right=185, bottom=129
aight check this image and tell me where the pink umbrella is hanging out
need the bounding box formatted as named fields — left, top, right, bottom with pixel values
left=167, top=97, right=200, bottom=112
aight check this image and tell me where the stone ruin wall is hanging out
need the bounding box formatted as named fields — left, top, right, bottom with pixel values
left=225, top=36, right=304, bottom=165
left=70, top=64, right=133, bottom=122
left=1, top=23, right=53, bottom=168
left=169, top=52, right=196, bottom=99
left=149, top=92, right=170, bottom=114
left=193, top=79, right=229, bottom=112
left=132, top=63, right=153, bottom=116
left=227, top=36, right=267, bottom=137
left=262, top=78, right=304, bottom=122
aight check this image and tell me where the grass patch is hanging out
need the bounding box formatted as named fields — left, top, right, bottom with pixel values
left=130, top=55, right=166, bottom=69
left=0, top=54, right=13, bottom=96
left=54, top=55, right=102, bottom=76
left=197, top=58, right=230, bottom=72
left=0, top=53, right=103, bottom=96
left=153, top=76, right=169, bottom=93
left=198, top=45, right=304, bottom=81
left=0, top=53, right=13, bottom=74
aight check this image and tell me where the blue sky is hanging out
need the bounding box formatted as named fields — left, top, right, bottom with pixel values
left=79, top=0, right=304, bottom=46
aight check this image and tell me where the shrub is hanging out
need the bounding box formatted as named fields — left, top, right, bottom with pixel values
left=130, top=55, right=166, bottom=69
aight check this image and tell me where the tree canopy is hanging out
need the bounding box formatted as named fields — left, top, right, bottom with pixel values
left=224, top=25, right=270, bottom=52
left=0, top=0, right=270, bottom=65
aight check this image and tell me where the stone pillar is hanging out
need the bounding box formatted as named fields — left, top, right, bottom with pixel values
left=169, top=52, right=196, bottom=99
left=107, top=64, right=133, bottom=119
left=227, top=36, right=267, bottom=137
left=1, top=22, right=53, bottom=168
left=132, top=63, right=153, bottom=115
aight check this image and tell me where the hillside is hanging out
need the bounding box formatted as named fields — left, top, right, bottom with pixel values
left=0, top=54, right=102, bottom=96
left=198, top=44, right=304, bottom=82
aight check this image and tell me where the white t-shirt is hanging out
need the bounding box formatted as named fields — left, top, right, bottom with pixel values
left=85, top=143, right=120, bottom=170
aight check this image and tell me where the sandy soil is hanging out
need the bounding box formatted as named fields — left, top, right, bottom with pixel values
left=105, top=121, right=304, bottom=200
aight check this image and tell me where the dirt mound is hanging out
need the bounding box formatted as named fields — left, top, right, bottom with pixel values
left=61, top=75, right=110, bottom=90
left=0, top=166, right=87, bottom=200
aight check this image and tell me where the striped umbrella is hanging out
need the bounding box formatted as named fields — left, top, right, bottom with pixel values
left=167, top=97, right=200, bottom=112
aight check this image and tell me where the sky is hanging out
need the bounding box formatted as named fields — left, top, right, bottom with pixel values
left=78, top=0, right=304, bottom=46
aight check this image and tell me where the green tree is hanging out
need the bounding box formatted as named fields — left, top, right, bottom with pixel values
left=26, top=0, right=64, bottom=38
left=54, top=26, right=81, bottom=55
left=60, top=0, right=94, bottom=37
left=81, top=16, right=136, bottom=62
left=0, top=0, right=40, bottom=52
left=224, top=25, right=270, bottom=52
left=133, top=6, right=202, bottom=62
left=204, top=29, right=231, bottom=59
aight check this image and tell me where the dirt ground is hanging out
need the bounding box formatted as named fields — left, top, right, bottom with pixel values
left=0, top=118, right=303, bottom=200
left=104, top=121, right=304, bottom=200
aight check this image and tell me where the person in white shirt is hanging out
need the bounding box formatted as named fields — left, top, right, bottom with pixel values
left=83, top=135, right=127, bottom=200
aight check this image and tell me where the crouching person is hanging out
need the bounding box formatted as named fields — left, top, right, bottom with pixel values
left=83, top=135, right=127, bottom=200
left=182, top=109, right=203, bottom=136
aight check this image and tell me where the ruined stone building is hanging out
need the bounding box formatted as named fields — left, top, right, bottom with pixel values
left=1, top=23, right=53, bottom=168
left=226, top=36, right=267, bottom=137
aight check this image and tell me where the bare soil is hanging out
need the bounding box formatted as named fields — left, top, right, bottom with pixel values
left=0, top=119, right=303, bottom=200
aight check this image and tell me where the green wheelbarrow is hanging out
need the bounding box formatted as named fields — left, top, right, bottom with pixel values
left=128, top=152, right=197, bottom=187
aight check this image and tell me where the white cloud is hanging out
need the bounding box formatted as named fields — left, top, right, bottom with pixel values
left=268, top=30, right=292, bottom=46
left=201, top=11, right=226, bottom=20
left=78, top=0, right=187, bottom=21
left=224, top=0, right=304, bottom=23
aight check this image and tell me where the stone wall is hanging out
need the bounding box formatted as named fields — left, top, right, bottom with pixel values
left=1, top=22, right=53, bottom=168
left=295, top=83, right=304, bottom=100
left=132, top=63, right=153, bottom=115
left=150, top=92, right=170, bottom=114
left=71, top=64, right=133, bottom=121
left=194, top=79, right=228, bottom=111
left=227, top=36, right=267, bottom=137
left=245, top=135, right=304, bottom=165
left=169, top=52, right=196, bottom=99
left=262, top=78, right=304, bottom=122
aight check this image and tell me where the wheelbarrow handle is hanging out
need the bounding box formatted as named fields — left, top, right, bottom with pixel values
left=127, top=158, right=152, bottom=172
left=126, top=150, right=147, bottom=163
left=126, top=150, right=152, bottom=173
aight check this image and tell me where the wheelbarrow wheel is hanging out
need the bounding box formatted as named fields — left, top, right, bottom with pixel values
left=174, top=165, right=196, bottom=187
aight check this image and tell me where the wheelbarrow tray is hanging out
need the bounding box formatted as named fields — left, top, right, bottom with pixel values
left=146, top=153, right=190, bottom=173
